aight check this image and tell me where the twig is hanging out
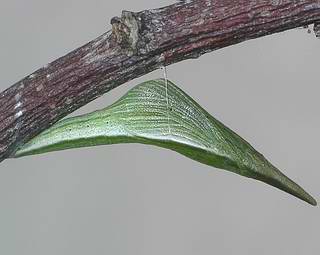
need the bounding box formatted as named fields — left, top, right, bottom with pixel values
left=1, top=0, right=320, bottom=161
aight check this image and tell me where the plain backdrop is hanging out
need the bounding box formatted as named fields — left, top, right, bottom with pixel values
left=0, top=1, right=319, bottom=254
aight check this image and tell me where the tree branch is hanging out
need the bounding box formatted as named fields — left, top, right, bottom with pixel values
left=1, top=0, right=320, bottom=162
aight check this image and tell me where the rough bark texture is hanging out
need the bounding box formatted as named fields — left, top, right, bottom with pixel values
left=1, top=0, right=320, bottom=162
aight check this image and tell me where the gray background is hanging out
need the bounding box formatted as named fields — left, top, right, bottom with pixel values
left=0, top=1, right=319, bottom=254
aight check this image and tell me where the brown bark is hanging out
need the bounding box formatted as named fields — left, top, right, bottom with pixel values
left=1, top=0, right=320, bottom=162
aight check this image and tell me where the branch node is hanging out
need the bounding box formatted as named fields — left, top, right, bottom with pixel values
left=111, top=11, right=141, bottom=56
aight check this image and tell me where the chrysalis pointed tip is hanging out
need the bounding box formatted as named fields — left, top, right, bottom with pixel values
left=307, top=196, right=317, bottom=206
left=256, top=164, right=317, bottom=206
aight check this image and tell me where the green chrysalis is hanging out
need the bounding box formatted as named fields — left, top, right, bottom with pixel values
left=14, top=79, right=316, bottom=206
